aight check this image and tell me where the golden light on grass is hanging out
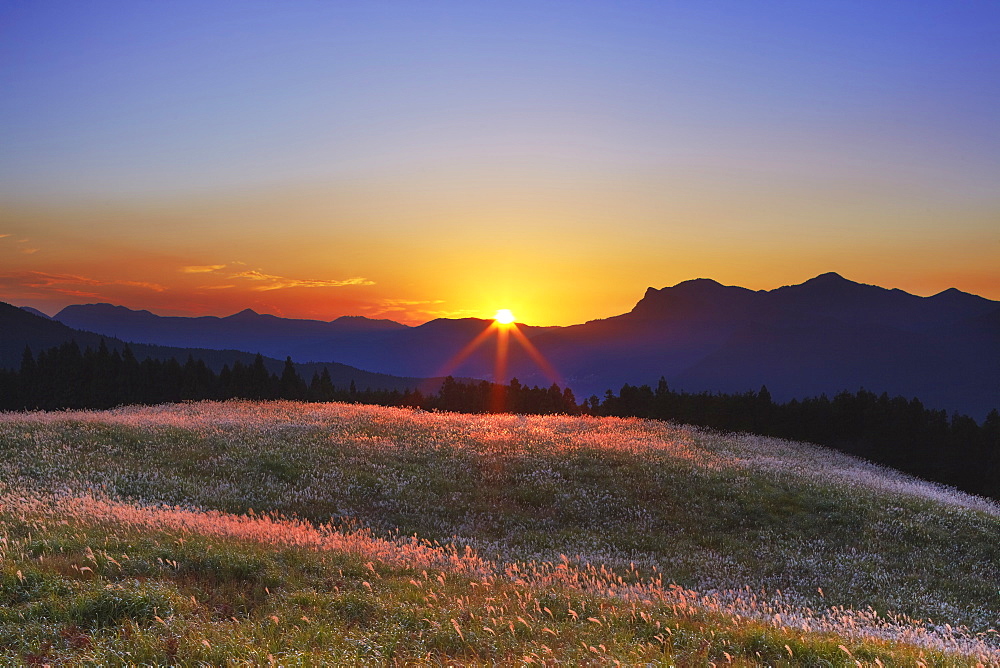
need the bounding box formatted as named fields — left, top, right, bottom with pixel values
left=3, top=401, right=1000, bottom=663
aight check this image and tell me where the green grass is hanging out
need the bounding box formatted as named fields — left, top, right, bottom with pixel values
left=0, top=515, right=975, bottom=666
left=0, top=399, right=998, bottom=664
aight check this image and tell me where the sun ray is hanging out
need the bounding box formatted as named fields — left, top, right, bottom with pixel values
left=420, top=321, right=497, bottom=394
left=420, top=309, right=564, bottom=407
left=490, top=324, right=510, bottom=411
left=509, top=325, right=562, bottom=386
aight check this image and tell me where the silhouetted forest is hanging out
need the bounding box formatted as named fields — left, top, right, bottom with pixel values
left=2, top=341, right=998, bottom=501
left=597, top=379, right=1000, bottom=500
left=0, top=341, right=579, bottom=415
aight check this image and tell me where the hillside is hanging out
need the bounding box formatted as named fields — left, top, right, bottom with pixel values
left=0, top=401, right=997, bottom=664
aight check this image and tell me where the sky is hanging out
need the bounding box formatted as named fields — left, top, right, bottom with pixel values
left=1, top=1, right=998, bottom=325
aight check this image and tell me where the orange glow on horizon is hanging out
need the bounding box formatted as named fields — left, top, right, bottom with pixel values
left=494, top=308, right=515, bottom=325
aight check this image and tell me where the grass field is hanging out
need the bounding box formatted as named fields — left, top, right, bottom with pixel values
left=1, top=400, right=998, bottom=665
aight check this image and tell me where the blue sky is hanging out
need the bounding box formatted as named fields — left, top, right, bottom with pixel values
left=1, top=1, right=998, bottom=323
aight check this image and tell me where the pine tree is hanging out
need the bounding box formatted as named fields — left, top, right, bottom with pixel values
left=280, top=357, right=307, bottom=400
left=250, top=354, right=271, bottom=399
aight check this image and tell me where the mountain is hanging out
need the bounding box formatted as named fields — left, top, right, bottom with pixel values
left=33, top=273, right=1000, bottom=418
left=54, top=304, right=408, bottom=362
left=19, top=306, right=52, bottom=319
left=0, top=302, right=440, bottom=393
left=520, top=273, right=1000, bottom=418
left=1, top=301, right=131, bottom=366
left=52, top=304, right=554, bottom=380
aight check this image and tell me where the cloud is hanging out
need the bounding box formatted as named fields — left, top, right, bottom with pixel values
left=230, top=270, right=375, bottom=291
left=182, top=261, right=375, bottom=291
left=14, top=271, right=104, bottom=288
left=118, top=281, right=167, bottom=292
left=0, top=235, right=38, bottom=254
left=0, top=271, right=166, bottom=293
left=424, top=308, right=479, bottom=318
left=372, top=298, right=446, bottom=310
left=181, top=264, right=227, bottom=274
left=47, top=288, right=103, bottom=298
left=364, top=298, right=476, bottom=322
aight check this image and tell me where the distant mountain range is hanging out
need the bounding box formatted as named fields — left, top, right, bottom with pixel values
left=51, top=303, right=555, bottom=373
left=0, top=302, right=444, bottom=394
left=9, top=272, right=1000, bottom=418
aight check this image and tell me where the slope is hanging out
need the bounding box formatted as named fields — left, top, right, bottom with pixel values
left=0, top=401, right=997, bottom=663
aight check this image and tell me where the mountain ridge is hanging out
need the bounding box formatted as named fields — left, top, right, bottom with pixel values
left=11, top=273, right=1000, bottom=418
left=0, top=302, right=450, bottom=394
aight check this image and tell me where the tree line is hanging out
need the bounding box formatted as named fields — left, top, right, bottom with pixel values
left=595, top=379, right=1000, bottom=501
left=1, top=340, right=998, bottom=501
left=0, top=341, right=579, bottom=415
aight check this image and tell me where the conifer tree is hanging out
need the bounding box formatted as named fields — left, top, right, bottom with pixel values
left=280, top=357, right=307, bottom=400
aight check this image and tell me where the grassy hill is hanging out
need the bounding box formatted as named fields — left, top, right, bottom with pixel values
left=1, top=400, right=998, bottom=665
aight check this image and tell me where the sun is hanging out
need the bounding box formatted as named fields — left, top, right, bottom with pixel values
left=494, top=308, right=515, bottom=325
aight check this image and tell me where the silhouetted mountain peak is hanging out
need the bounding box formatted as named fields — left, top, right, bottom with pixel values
left=57, top=303, right=158, bottom=321
left=929, top=286, right=990, bottom=305
left=225, top=308, right=263, bottom=320
left=19, top=306, right=51, bottom=319
left=808, top=271, right=848, bottom=283
left=5, top=301, right=60, bottom=326
left=675, top=277, right=726, bottom=289
left=631, top=278, right=755, bottom=319
left=776, top=272, right=887, bottom=300
left=791, top=272, right=875, bottom=295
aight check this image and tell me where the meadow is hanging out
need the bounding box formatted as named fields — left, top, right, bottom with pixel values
left=1, top=400, right=998, bottom=665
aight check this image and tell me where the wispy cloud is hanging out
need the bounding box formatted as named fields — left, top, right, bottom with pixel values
left=0, top=271, right=166, bottom=293
left=182, top=262, right=374, bottom=292
left=0, top=235, right=39, bottom=254
left=230, top=270, right=375, bottom=291
left=118, top=281, right=166, bottom=292
left=364, top=298, right=475, bottom=322
left=181, top=264, right=227, bottom=274
left=47, top=288, right=103, bottom=298
left=372, top=298, right=446, bottom=310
